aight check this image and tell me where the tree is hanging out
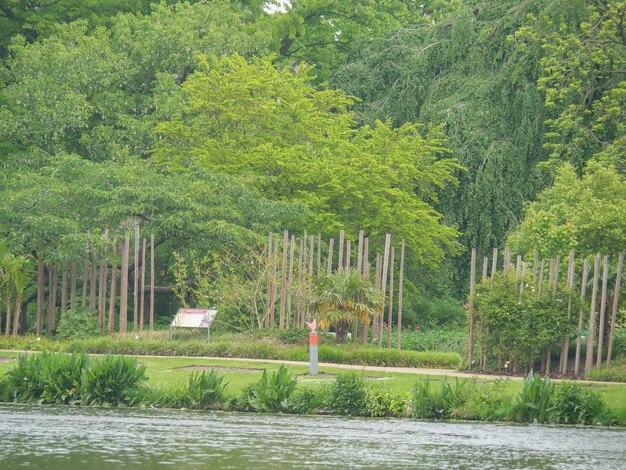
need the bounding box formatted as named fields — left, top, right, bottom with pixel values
left=153, top=54, right=461, bottom=268
left=313, top=268, right=381, bottom=342
left=508, top=162, right=626, bottom=259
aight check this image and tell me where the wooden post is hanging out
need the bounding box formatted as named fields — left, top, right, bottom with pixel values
left=519, top=262, right=527, bottom=302
left=503, top=247, right=510, bottom=278
left=607, top=253, right=624, bottom=365
left=70, top=262, right=76, bottom=309
left=574, top=258, right=590, bottom=376
left=119, top=232, right=130, bottom=334
left=140, top=237, right=147, bottom=333
left=265, top=233, right=273, bottom=324
left=338, top=230, right=345, bottom=270
left=538, top=259, right=545, bottom=297
left=286, top=235, right=295, bottom=328
left=279, top=230, right=289, bottom=330
left=308, top=235, right=314, bottom=322
left=296, top=237, right=304, bottom=327
left=361, top=239, right=371, bottom=344
left=108, top=240, right=117, bottom=334
left=468, top=248, right=476, bottom=370
left=515, top=255, right=522, bottom=295
left=150, top=234, right=155, bottom=333
left=357, top=230, right=364, bottom=274
left=532, top=250, right=539, bottom=291
left=317, top=234, right=322, bottom=277
left=560, top=250, right=575, bottom=374
left=90, top=259, right=97, bottom=315
left=397, top=240, right=405, bottom=351
left=379, top=234, right=391, bottom=349
left=326, top=238, right=334, bottom=275
left=133, top=224, right=139, bottom=335
left=490, top=248, right=498, bottom=288
left=387, top=247, right=395, bottom=348
left=585, top=254, right=601, bottom=374
left=482, top=257, right=488, bottom=281
left=596, top=255, right=610, bottom=367
left=98, top=229, right=109, bottom=331
left=48, top=265, right=57, bottom=334
left=60, top=263, right=68, bottom=318
left=374, top=254, right=381, bottom=341
left=270, top=238, right=279, bottom=328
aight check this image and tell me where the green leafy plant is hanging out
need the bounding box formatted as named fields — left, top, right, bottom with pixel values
left=184, top=369, right=228, bottom=410
left=329, top=372, right=367, bottom=416
left=290, top=384, right=331, bottom=415
left=82, top=356, right=147, bottom=406
left=411, top=377, right=459, bottom=419
left=365, top=384, right=407, bottom=417
left=508, top=371, right=554, bottom=423
left=548, top=382, right=614, bottom=425
left=56, top=307, right=101, bottom=340
left=239, top=364, right=297, bottom=412
left=5, top=353, right=47, bottom=402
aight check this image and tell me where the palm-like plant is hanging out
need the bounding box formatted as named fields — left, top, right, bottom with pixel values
left=313, top=268, right=382, bottom=343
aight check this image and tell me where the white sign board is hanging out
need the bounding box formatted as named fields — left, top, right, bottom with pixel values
left=169, top=308, right=218, bottom=340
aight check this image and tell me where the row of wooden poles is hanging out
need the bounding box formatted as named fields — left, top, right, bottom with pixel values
left=263, top=230, right=407, bottom=349
left=8, top=227, right=157, bottom=337
left=467, top=247, right=624, bottom=375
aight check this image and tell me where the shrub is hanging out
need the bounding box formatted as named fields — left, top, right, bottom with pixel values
left=449, top=379, right=510, bottom=421
left=5, top=353, right=48, bottom=402
left=329, top=372, right=366, bottom=416
left=239, top=364, right=297, bottom=412
left=548, top=382, right=614, bottom=425
left=364, top=385, right=408, bottom=417
left=411, top=377, right=457, bottom=419
left=56, top=307, right=101, bottom=340
left=291, top=384, right=331, bottom=415
left=82, top=356, right=147, bottom=406
left=507, top=371, right=554, bottom=423
left=184, top=369, right=228, bottom=410
left=39, top=353, right=88, bottom=405
left=586, top=357, right=626, bottom=383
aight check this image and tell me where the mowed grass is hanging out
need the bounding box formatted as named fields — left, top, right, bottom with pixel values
left=1, top=351, right=625, bottom=420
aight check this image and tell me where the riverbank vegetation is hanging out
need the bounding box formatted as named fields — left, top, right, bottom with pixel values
left=0, top=352, right=623, bottom=426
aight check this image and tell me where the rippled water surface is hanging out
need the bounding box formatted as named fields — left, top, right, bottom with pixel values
left=1, top=404, right=625, bottom=469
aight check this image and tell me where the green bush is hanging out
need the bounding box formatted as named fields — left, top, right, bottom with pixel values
left=449, top=379, right=510, bottom=421
left=364, top=385, right=408, bottom=417
left=507, top=371, right=554, bottom=423
left=411, top=377, right=457, bottom=419
left=587, top=357, right=626, bottom=383
left=39, top=353, right=88, bottom=405
left=548, top=382, right=614, bottom=425
left=291, top=384, right=331, bottom=415
left=411, top=298, right=467, bottom=329
left=56, top=307, right=101, bottom=340
left=82, top=356, right=147, bottom=406
left=5, top=353, right=48, bottom=402
left=238, top=364, right=297, bottom=412
left=184, top=369, right=228, bottom=410
left=329, top=372, right=366, bottom=416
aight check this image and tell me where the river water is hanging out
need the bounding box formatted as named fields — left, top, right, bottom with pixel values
left=0, top=404, right=624, bottom=469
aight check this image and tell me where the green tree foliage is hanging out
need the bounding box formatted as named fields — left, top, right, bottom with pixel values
left=153, top=54, right=461, bottom=266
left=474, top=274, right=577, bottom=371
left=313, top=268, right=381, bottom=342
left=508, top=162, right=626, bottom=259
left=0, top=1, right=271, bottom=165
left=514, top=0, right=626, bottom=171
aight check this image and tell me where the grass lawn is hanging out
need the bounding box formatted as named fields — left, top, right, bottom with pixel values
left=1, top=350, right=625, bottom=420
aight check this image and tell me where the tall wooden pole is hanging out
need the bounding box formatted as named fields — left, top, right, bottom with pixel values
left=357, top=230, right=364, bottom=274
left=397, top=240, right=405, bottom=351
left=596, top=255, right=610, bottom=367
left=607, top=253, right=624, bottom=365
left=326, top=238, right=334, bottom=275
left=490, top=248, right=498, bottom=288
left=133, top=224, right=139, bottom=335
left=317, top=234, right=322, bottom=277
left=338, top=230, right=345, bottom=270
left=82, top=241, right=89, bottom=308
left=70, top=262, right=76, bottom=309
left=379, top=234, right=391, bottom=349
left=119, top=232, right=130, bottom=334
left=60, top=263, right=68, bottom=318
left=468, top=248, right=476, bottom=370
left=560, top=250, right=575, bottom=374
left=98, top=229, right=109, bottom=331
left=585, top=254, right=601, bottom=374
left=387, top=247, right=395, bottom=349
left=140, top=237, right=147, bottom=333
left=279, top=230, right=289, bottom=330
left=286, top=235, right=295, bottom=328
left=150, top=234, right=155, bottom=333
left=108, top=240, right=117, bottom=334
left=532, top=250, right=538, bottom=290
left=538, top=259, right=545, bottom=297
left=374, top=254, right=381, bottom=341
left=574, top=258, right=590, bottom=376
left=345, top=239, right=351, bottom=270
left=48, top=265, right=57, bottom=334
left=361, top=238, right=371, bottom=344
left=90, top=259, right=97, bottom=315
left=270, top=238, right=279, bottom=328
left=296, top=237, right=304, bottom=327
left=307, top=235, right=314, bottom=322
left=264, top=233, right=273, bottom=324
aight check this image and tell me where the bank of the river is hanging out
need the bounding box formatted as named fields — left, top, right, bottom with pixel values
left=1, top=404, right=625, bottom=469
left=1, top=351, right=625, bottom=426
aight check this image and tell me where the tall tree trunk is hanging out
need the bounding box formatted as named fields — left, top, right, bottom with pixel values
left=133, top=225, right=139, bottom=335
left=108, top=241, right=118, bottom=334
left=140, top=237, right=147, bottom=332
left=36, top=256, right=45, bottom=336
left=48, top=265, right=58, bottom=334
left=585, top=254, right=601, bottom=374
left=119, top=232, right=130, bottom=334
left=574, top=258, right=590, bottom=376
left=60, top=263, right=68, bottom=318
left=607, top=253, right=624, bottom=365
left=397, top=240, right=405, bottom=351
left=387, top=247, right=395, bottom=349
left=596, top=256, right=610, bottom=367
left=150, top=234, right=155, bottom=333
left=468, top=248, right=476, bottom=369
